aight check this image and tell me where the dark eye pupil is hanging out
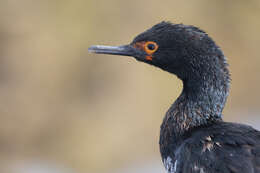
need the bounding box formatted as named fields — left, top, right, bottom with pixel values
left=147, top=44, right=155, bottom=50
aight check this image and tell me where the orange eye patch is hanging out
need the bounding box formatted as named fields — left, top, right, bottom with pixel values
left=144, top=41, right=158, bottom=54
left=133, top=41, right=158, bottom=61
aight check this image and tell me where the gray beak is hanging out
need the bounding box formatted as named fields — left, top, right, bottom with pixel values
left=88, top=44, right=143, bottom=58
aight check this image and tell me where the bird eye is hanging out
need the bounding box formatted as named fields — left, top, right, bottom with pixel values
left=147, top=43, right=155, bottom=50
left=144, top=41, right=158, bottom=54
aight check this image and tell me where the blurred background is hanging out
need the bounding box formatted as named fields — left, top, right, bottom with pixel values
left=0, top=0, right=260, bottom=172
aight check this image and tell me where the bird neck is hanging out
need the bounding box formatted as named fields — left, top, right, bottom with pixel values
left=165, top=67, right=230, bottom=136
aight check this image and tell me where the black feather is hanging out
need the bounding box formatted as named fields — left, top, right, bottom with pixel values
left=132, top=22, right=260, bottom=173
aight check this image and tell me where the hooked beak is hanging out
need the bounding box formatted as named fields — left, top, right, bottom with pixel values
left=88, top=44, right=144, bottom=59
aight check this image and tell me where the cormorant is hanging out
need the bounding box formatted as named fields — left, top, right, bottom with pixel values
left=88, top=21, right=260, bottom=173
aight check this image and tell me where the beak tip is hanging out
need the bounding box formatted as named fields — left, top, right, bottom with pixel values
left=88, top=46, right=96, bottom=53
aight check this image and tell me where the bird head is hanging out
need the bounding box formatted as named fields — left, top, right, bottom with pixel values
left=89, top=21, right=227, bottom=81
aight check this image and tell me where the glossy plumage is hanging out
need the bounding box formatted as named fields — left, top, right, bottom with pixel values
left=161, top=121, right=260, bottom=173
left=89, top=21, right=260, bottom=173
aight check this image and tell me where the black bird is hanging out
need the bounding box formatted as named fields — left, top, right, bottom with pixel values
left=88, top=22, right=260, bottom=173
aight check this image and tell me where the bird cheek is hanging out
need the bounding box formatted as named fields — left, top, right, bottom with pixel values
left=146, top=55, right=153, bottom=61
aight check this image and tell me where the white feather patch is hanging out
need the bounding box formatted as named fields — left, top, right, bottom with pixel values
left=163, top=157, right=177, bottom=173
